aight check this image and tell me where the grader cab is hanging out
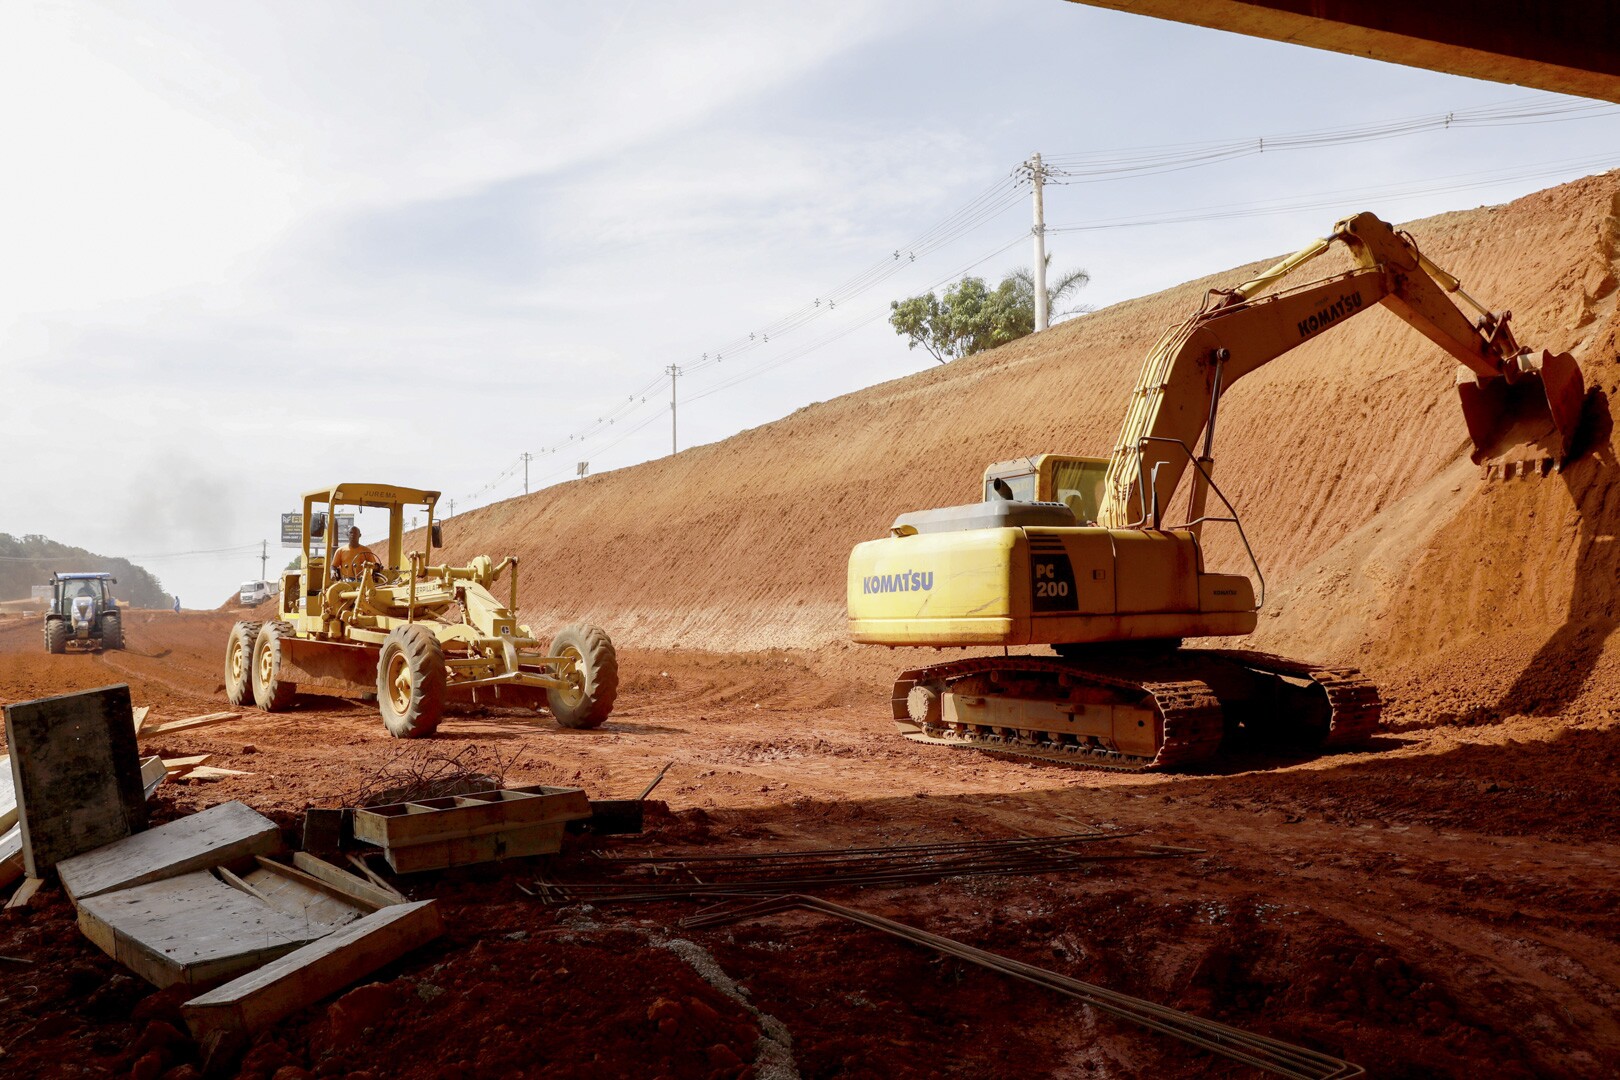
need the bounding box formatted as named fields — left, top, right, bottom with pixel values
left=224, top=483, right=616, bottom=737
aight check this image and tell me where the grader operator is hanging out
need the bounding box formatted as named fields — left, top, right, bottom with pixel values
left=848, top=211, right=1587, bottom=771
left=225, top=483, right=616, bottom=737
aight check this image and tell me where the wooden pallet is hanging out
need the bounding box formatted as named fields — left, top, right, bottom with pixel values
left=76, top=855, right=393, bottom=989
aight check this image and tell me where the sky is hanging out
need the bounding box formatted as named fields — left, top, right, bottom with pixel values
left=6, top=0, right=1620, bottom=605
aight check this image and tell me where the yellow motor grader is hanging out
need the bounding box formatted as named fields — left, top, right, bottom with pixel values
left=225, top=482, right=616, bottom=737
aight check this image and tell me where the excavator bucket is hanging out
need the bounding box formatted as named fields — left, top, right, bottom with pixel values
left=1456, top=350, right=1586, bottom=473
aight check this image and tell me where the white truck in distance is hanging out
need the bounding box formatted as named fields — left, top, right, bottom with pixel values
left=240, top=580, right=276, bottom=606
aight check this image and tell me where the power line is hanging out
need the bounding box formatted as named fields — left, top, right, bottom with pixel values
left=1039, top=94, right=1616, bottom=183
left=1046, top=152, right=1620, bottom=235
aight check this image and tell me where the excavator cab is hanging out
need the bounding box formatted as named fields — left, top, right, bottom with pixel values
left=984, top=455, right=1109, bottom=524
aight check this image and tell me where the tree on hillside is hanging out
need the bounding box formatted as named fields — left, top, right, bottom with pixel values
left=888, top=261, right=1090, bottom=363
left=0, top=533, right=173, bottom=608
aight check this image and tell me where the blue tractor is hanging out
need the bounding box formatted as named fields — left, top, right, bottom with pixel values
left=44, top=572, right=123, bottom=654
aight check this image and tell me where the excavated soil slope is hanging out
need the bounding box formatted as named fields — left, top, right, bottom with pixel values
left=4, top=175, right=1619, bottom=1080
left=439, top=174, right=1620, bottom=672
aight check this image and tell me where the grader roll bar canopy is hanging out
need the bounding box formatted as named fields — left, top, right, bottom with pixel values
left=225, top=482, right=617, bottom=738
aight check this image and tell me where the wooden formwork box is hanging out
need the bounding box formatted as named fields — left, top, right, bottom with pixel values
left=352, top=784, right=590, bottom=873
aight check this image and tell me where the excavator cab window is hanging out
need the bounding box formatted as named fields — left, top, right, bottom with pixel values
left=1049, top=459, right=1108, bottom=526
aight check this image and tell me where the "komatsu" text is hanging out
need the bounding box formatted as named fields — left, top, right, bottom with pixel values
left=862, top=571, right=935, bottom=594
left=1297, top=291, right=1364, bottom=338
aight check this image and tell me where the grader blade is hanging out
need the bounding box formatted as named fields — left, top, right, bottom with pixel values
left=1457, top=349, right=1586, bottom=472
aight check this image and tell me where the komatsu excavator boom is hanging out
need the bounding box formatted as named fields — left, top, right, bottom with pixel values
left=847, top=212, right=1586, bottom=771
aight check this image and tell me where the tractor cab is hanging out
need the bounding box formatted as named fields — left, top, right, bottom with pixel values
left=44, top=572, right=122, bottom=653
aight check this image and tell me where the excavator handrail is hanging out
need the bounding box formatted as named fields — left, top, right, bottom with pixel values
left=1136, top=435, right=1266, bottom=610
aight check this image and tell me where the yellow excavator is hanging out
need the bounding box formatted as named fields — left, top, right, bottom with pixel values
left=847, top=211, right=1587, bottom=770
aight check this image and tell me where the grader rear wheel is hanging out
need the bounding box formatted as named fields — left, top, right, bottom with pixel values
left=545, top=623, right=618, bottom=729
left=252, top=622, right=299, bottom=712
left=377, top=624, right=446, bottom=738
left=224, top=621, right=261, bottom=707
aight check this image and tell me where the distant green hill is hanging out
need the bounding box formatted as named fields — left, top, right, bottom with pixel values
left=0, top=533, right=173, bottom=609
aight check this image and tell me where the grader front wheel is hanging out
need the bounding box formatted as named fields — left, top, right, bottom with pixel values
left=224, top=621, right=261, bottom=707
left=252, top=622, right=298, bottom=712
left=546, top=623, right=618, bottom=729
left=377, top=624, right=446, bottom=738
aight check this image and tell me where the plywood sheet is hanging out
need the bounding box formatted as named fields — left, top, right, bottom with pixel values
left=76, top=871, right=330, bottom=988
left=57, top=800, right=282, bottom=901
left=182, top=900, right=440, bottom=1042
left=241, top=864, right=367, bottom=931
left=2, top=685, right=146, bottom=878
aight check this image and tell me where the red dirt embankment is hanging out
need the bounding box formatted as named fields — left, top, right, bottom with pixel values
left=436, top=175, right=1620, bottom=680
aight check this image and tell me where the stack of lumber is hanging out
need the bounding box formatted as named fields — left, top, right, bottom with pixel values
left=352, top=784, right=590, bottom=872
left=2, top=685, right=441, bottom=1047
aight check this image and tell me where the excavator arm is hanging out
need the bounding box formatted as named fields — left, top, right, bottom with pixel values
left=1097, top=211, right=1587, bottom=530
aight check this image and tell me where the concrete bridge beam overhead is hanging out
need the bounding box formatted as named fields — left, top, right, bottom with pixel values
left=1067, top=1, right=1620, bottom=103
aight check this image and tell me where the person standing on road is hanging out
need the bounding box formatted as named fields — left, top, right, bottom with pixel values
left=332, top=526, right=382, bottom=581
left=173, top=597, right=181, bottom=613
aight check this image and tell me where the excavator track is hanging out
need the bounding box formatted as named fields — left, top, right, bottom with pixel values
left=891, top=649, right=1381, bottom=772
left=1208, top=649, right=1383, bottom=748
left=892, top=655, right=1225, bottom=772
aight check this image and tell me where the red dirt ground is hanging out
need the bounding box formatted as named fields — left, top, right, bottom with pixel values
left=4, top=177, right=1620, bottom=1078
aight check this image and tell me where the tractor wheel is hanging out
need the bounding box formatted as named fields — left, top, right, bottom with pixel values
left=44, top=619, right=68, bottom=655
left=100, top=613, right=124, bottom=650
left=545, top=623, right=618, bottom=729
left=377, top=625, right=446, bottom=738
left=224, top=621, right=261, bottom=707
left=252, top=622, right=299, bottom=712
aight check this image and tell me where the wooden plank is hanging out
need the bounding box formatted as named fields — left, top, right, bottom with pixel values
left=3, top=685, right=147, bottom=878
left=382, top=821, right=565, bottom=874
left=0, top=825, right=21, bottom=890
left=182, top=901, right=441, bottom=1043
left=352, top=786, right=589, bottom=849
left=185, top=766, right=251, bottom=781
left=346, top=853, right=406, bottom=901
left=164, top=754, right=213, bottom=776
left=132, top=706, right=151, bottom=735
left=5, top=877, right=44, bottom=909
left=285, top=853, right=396, bottom=910
left=76, top=871, right=329, bottom=988
left=0, top=754, right=16, bottom=834
left=241, top=866, right=366, bottom=931
left=143, top=711, right=243, bottom=736
left=140, top=757, right=166, bottom=800
left=57, top=801, right=283, bottom=902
